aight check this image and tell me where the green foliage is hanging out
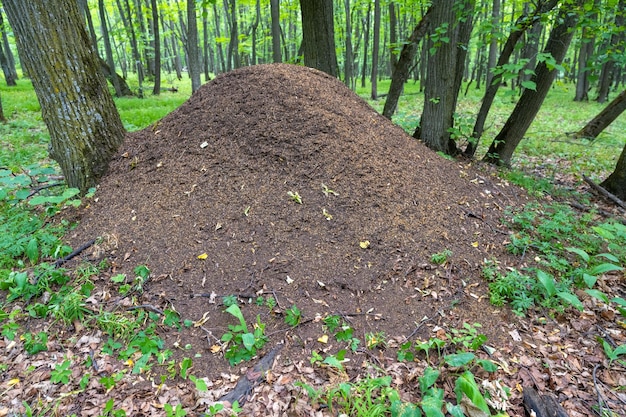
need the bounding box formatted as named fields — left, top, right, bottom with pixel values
left=23, top=331, right=48, bottom=355
left=220, top=304, right=268, bottom=365
left=430, top=250, right=452, bottom=265
left=284, top=304, right=302, bottom=327
left=50, top=359, right=72, bottom=384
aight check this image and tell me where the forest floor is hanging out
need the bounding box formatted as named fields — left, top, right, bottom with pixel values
left=2, top=64, right=625, bottom=417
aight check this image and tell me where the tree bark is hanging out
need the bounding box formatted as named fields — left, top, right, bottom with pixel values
left=299, top=0, right=338, bottom=77
left=99, top=57, right=134, bottom=96
left=371, top=0, right=381, bottom=99
left=483, top=4, right=579, bottom=166
left=270, top=0, right=282, bottom=63
left=344, top=0, right=354, bottom=88
left=575, top=89, right=626, bottom=140
left=596, top=0, right=625, bottom=103
left=187, top=0, right=201, bottom=92
left=486, top=0, right=500, bottom=88
left=0, top=35, right=16, bottom=86
left=413, top=0, right=473, bottom=155
left=99, top=0, right=123, bottom=97
left=464, top=0, right=559, bottom=157
left=0, top=92, right=6, bottom=123
left=150, top=0, right=161, bottom=95
left=382, top=7, right=432, bottom=119
left=3, top=0, right=125, bottom=193
left=574, top=1, right=598, bottom=102
left=601, top=141, right=626, bottom=200
left=361, top=4, right=371, bottom=87
left=0, top=9, right=18, bottom=81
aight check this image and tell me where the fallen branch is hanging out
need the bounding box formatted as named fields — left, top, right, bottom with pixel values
left=523, top=386, right=569, bottom=417
left=583, top=175, right=626, bottom=210
left=218, top=343, right=284, bottom=407
left=53, top=238, right=96, bottom=268
left=126, top=304, right=164, bottom=316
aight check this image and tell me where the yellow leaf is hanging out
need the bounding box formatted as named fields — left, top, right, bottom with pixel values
left=7, top=378, right=20, bottom=387
left=210, top=345, right=221, bottom=353
left=318, top=334, right=329, bottom=344
left=359, top=240, right=370, bottom=249
left=471, top=241, right=479, bottom=248
left=197, top=253, right=208, bottom=260
left=125, top=359, right=134, bottom=367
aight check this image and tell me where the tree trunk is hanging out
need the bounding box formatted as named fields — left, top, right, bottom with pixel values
left=0, top=92, right=6, bottom=123
left=382, top=7, right=432, bottom=119
left=251, top=0, right=261, bottom=65
left=121, top=0, right=144, bottom=94
left=486, top=0, right=500, bottom=88
left=135, top=0, right=153, bottom=78
left=413, top=0, right=469, bottom=155
left=371, top=0, right=381, bottom=99
left=213, top=2, right=226, bottom=73
left=0, top=10, right=17, bottom=81
left=601, top=141, right=626, bottom=200
left=151, top=0, right=161, bottom=95
left=299, top=0, right=338, bottom=77
left=361, top=4, right=371, bottom=87
left=0, top=36, right=16, bottom=86
left=389, top=2, right=398, bottom=72
left=483, top=4, right=579, bottom=166
left=344, top=0, right=354, bottom=88
left=187, top=0, right=201, bottom=92
left=99, top=0, right=123, bottom=97
left=202, top=7, right=211, bottom=81
left=270, top=0, right=282, bottom=63
left=464, top=0, right=559, bottom=157
left=574, top=1, right=598, bottom=102
left=574, top=89, right=626, bottom=140
left=596, top=0, right=625, bottom=103
left=99, top=57, right=134, bottom=96
left=3, top=0, right=125, bottom=193
left=228, top=0, right=240, bottom=69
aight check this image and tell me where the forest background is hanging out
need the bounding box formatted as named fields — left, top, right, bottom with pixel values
left=1, top=1, right=626, bottom=416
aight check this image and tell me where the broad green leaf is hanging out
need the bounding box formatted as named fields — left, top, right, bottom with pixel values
left=189, top=375, right=208, bottom=391
left=444, top=352, right=475, bottom=367
left=241, top=332, right=255, bottom=351
left=537, top=270, right=556, bottom=297
left=225, top=304, right=247, bottom=330
left=454, top=371, right=490, bottom=415
left=583, top=273, right=598, bottom=289
left=565, top=247, right=590, bottom=262
left=611, top=297, right=626, bottom=307
left=391, top=401, right=422, bottom=417
left=477, top=359, right=498, bottom=372
left=445, top=403, right=465, bottom=417
left=613, top=344, right=626, bottom=357
left=421, top=387, right=445, bottom=417
left=322, top=355, right=344, bottom=370
left=592, top=225, right=615, bottom=240
left=585, top=289, right=609, bottom=303
left=26, top=238, right=39, bottom=264
left=589, top=263, right=622, bottom=276
left=557, top=292, right=583, bottom=310
left=419, top=367, right=440, bottom=394
left=596, top=253, right=620, bottom=263
left=521, top=80, right=536, bottom=90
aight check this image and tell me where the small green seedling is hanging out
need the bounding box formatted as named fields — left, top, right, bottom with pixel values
left=287, top=191, right=302, bottom=204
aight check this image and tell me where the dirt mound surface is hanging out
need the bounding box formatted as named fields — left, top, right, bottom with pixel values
left=70, top=64, right=524, bottom=379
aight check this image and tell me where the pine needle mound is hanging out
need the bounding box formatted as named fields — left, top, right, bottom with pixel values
left=70, top=63, right=523, bottom=377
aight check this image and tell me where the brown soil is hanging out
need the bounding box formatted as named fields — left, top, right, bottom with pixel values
left=68, top=63, right=524, bottom=373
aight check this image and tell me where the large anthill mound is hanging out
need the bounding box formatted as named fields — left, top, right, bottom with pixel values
left=70, top=64, right=525, bottom=378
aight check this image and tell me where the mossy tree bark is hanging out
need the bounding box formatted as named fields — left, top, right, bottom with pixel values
left=3, top=0, right=125, bottom=194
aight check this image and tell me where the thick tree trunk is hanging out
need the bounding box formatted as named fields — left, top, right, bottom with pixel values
left=299, top=0, right=338, bottom=77
left=483, top=4, right=579, bottom=166
left=270, top=0, right=282, bottom=63
left=413, top=0, right=469, bottom=155
left=151, top=0, right=161, bottom=95
left=187, top=0, right=201, bottom=92
left=464, top=0, right=559, bottom=157
left=371, top=0, right=381, bottom=99
left=601, top=141, right=626, bottom=200
left=3, top=0, right=125, bottom=193
left=99, top=57, right=134, bottom=96
left=575, top=89, right=626, bottom=140
left=382, top=8, right=432, bottom=119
